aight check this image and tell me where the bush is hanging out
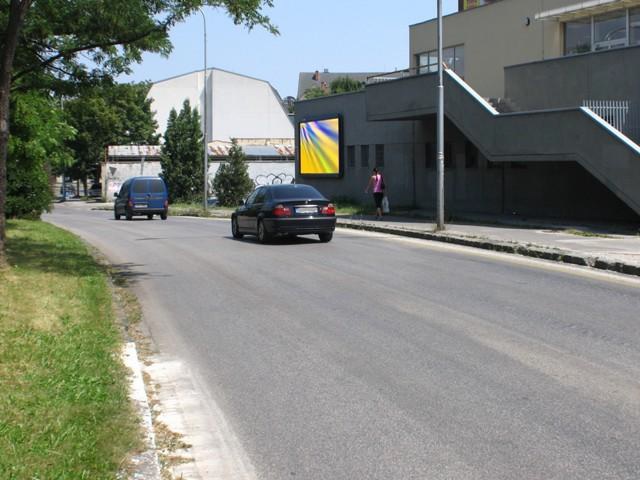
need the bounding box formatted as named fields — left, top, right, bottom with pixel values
left=213, top=141, right=254, bottom=207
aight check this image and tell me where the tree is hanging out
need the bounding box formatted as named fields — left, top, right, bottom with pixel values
left=303, top=76, right=364, bottom=99
left=64, top=82, right=160, bottom=193
left=7, top=91, right=74, bottom=217
left=213, top=140, right=253, bottom=207
left=0, top=0, right=278, bottom=265
left=160, top=100, right=203, bottom=203
left=329, top=76, right=364, bottom=95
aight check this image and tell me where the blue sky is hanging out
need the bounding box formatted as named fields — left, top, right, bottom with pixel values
left=120, top=0, right=459, bottom=98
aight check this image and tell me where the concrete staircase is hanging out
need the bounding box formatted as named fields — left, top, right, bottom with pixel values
left=365, top=70, right=640, bottom=217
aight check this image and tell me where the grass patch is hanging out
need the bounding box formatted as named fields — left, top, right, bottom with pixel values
left=564, top=228, right=613, bottom=238
left=0, top=220, right=140, bottom=479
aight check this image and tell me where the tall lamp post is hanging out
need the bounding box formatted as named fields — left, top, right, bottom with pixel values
left=436, top=0, right=445, bottom=230
left=200, top=8, right=208, bottom=211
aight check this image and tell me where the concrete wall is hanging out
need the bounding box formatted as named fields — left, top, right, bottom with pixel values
left=505, top=45, right=640, bottom=110
left=147, top=69, right=293, bottom=142
left=410, top=0, right=575, bottom=98
left=295, top=92, right=425, bottom=208
left=102, top=160, right=294, bottom=200
left=295, top=89, right=640, bottom=222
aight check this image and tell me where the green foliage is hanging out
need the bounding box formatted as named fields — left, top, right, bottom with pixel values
left=9, top=1, right=279, bottom=93
left=330, top=76, right=364, bottom=94
left=7, top=92, right=75, bottom=218
left=0, top=220, right=140, bottom=478
left=160, top=99, right=204, bottom=203
left=303, top=76, right=364, bottom=99
left=64, top=82, right=160, bottom=184
left=213, top=140, right=254, bottom=207
left=303, top=86, right=328, bottom=99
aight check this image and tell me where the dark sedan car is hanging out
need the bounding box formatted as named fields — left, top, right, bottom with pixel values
left=231, top=184, right=336, bottom=243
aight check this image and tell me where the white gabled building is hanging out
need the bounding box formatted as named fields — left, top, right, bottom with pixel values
left=147, top=68, right=294, bottom=143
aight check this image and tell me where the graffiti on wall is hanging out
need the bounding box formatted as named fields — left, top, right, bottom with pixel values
left=254, top=173, right=295, bottom=186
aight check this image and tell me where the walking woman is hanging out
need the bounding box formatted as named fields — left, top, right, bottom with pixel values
left=365, top=167, right=385, bottom=219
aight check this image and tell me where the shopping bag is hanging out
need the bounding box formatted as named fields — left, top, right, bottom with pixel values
left=382, top=195, right=390, bottom=214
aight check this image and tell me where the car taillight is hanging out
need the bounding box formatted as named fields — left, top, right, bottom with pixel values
left=164, top=200, right=168, bottom=208
left=127, top=197, right=133, bottom=208
left=321, top=204, right=335, bottom=215
left=272, top=204, right=292, bottom=217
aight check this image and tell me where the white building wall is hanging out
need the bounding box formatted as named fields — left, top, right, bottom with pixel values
left=147, top=68, right=293, bottom=142
left=210, top=69, right=293, bottom=142
left=103, top=160, right=294, bottom=200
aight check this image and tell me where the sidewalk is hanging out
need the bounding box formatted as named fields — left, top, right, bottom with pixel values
left=337, top=214, right=640, bottom=277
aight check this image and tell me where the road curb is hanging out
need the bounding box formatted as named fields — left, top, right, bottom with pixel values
left=337, top=220, right=640, bottom=278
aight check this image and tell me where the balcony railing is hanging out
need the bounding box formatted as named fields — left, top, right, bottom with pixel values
left=583, top=100, right=640, bottom=144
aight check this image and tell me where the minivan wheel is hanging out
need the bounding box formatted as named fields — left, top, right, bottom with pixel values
left=147, top=214, right=153, bottom=220
left=319, top=232, right=333, bottom=243
left=125, top=209, right=133, bottom=221
left=160, top=210, right=168, bottom=220
left=114, top=209, right=121, bottom=220
left=257, top=220, right=271, bottom=243
left=232, top=217, right=243, bottom=239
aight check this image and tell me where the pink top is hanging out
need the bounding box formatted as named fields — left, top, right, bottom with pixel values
left=373, top=174, right=384, bottom=193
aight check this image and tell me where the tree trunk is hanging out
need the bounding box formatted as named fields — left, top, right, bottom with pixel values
left=0, top=0, right=31, bottom=267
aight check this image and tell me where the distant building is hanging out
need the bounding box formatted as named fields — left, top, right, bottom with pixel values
left=147, top=68, right=294, bottom=144
left=102, top=143, right=294, bottom=200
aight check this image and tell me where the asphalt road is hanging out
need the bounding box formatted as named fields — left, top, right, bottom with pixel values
left=46, top=204, right=640, bottom=480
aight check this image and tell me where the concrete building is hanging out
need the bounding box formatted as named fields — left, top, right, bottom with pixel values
left=147, top=68, right=294, bottom=143
left=295, top=0, right=640, bottom=222
left=102, top=144, right=294, bottom=200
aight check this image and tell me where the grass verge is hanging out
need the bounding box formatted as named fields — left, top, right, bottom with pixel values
left=0, top=220, right=140, bottom=479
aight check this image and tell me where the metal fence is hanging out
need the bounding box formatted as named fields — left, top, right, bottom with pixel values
left=582, top=100, right=640, bottom=144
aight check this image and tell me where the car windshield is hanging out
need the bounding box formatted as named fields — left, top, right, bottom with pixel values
left=271, top=185, right=324, bottom=200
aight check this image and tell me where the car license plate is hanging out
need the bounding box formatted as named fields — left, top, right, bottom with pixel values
left=135, top=203, right=147, bottom=209
left=296, top=207, right=317, bottom=214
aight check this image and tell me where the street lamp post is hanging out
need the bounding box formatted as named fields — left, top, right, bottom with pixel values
left=200, top=9, right=208, bottom=211
left=436, top=0, right=445, bottom=230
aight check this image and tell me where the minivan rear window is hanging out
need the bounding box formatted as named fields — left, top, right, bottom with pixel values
left=149, top=179, right=165, bottom=193
left=132, top=180, right=148, bottom=194
left=271, top=185, right=323, bottom=200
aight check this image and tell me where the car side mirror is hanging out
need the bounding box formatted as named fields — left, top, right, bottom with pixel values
left=239, top=199, right=245, bottom=206
left=113, top=192, right=118, bottom=198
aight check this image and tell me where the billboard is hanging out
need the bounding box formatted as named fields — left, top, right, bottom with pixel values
left=298, top=116, right=342, bottom=177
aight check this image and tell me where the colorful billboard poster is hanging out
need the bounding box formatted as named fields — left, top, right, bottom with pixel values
left=298, top=117, right=342, bottom=176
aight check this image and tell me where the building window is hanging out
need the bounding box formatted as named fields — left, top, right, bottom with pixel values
left=594, top=11, right=627, bottom=50
left=564, top=18, right=592, bottom=54
left=417, top=45, right=464, bottom=77
left=465, top=141, right=478, bottom=168
left=564, top=8, right=639, bottom=55
left=631, top=8, right=640, bottom=45
left=361, top=145, right=369, bottom=167
left=347, top=145, right=355, bottom=167
left=425, top=143, right=434, bottom=169
left=375, top=144, right=384, bottom=167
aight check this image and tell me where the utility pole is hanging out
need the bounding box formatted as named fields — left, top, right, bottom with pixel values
left=436, top=0, right=445, bottom=230
left=200, top=9, right=208, bottom=211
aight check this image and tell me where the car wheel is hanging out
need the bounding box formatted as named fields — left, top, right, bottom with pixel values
left=231, top=217, right=243, bottom=239
left=318, top=232, right=333, bottom=243
left=114, top=209, right=120, bottom=220
left=147, top=214, right=153, bottom=220
left=257, top=220, right=271, bottom=244
left=160, top=210, right=168, bottom=220
left=125, top=209, right=133, bottom=221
